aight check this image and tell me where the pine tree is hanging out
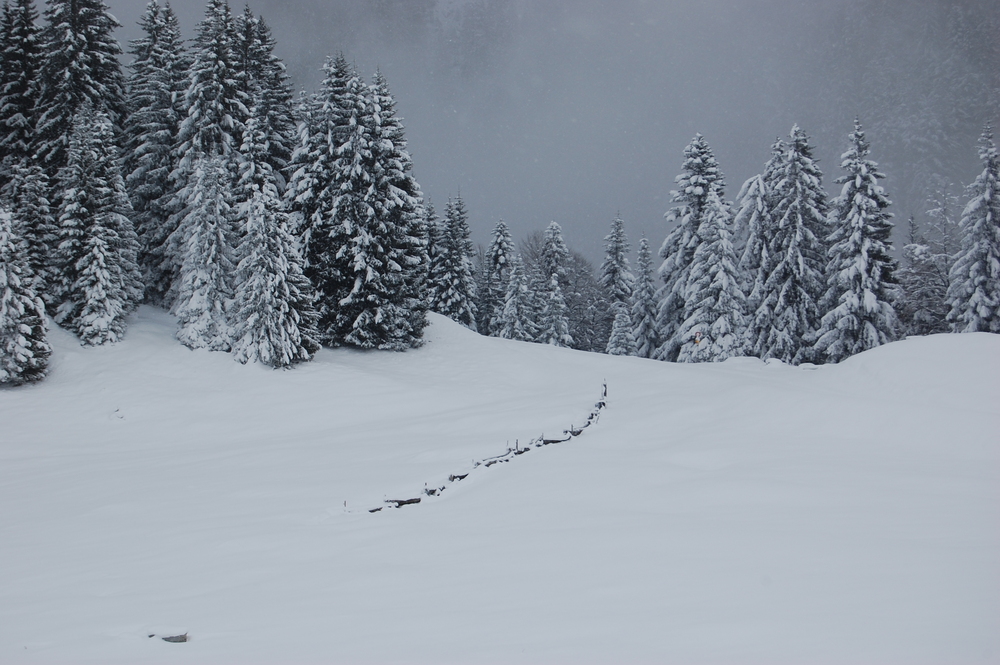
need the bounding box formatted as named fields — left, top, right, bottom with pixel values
left=947, top=126, right=1000, bottom=333
left=600, top=214, right=634, bottom=306
left=0, top=0, right=41, bottom=181
left=53, top=106, right=142, bottom=344
left=815, top=120, right=898, bottom=362
left=0, top=207, right=50, bottom=384
left=564, top=250, right=611, bottom=353
left=899, top=215, right=950, bottom=335
left=655, top=134, right=725, bottom=361
left=536, top=273, right=572, bottom=347
left=630, top=236, right=658, bottom=358
left=540, top=220, right=569, bottom=283
left=675, top=191, right=748, bottom=362
left=606, top=303, right=637, bottom=356
left=498, top=254, right=533, bottom=341
left=168, top=155, right=235, bottom=351
left=478, top=218, right=515, bottom=335
left=289, top=54, right=351, bottom=247
left=34, top=0, right=127, bottom=179
left=734, top=138, right=783, bottom=357
left=0, top=159, right=56, bottom=302
left=757, top=125, right=828, bottom=364
left=122, top=0, right=188, bottom=303
left=429, top=195, right=478, bottom=330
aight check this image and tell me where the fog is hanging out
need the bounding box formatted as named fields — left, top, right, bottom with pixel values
left=112, top=0, right=1000, bottom=263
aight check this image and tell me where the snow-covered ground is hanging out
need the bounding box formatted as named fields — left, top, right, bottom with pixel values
left=1, top=308, right=998, bottom=664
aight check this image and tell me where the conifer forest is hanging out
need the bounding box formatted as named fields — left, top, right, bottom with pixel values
left=1, top=0, right=997, bottom=384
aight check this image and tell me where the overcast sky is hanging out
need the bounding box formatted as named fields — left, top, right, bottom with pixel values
left=110, top=0, right=1000, bottom=263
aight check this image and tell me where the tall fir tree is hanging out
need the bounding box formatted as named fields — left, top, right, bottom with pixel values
left=34, top=0, right=127, bottom=179
left=734, top=138, right=783, bottom=357
left=600, top=214, right=634, bottom=306
left=0, top=207, right=50, bottom=384
left=540, top=220, right=569, bottom=284
left=429, top=195, right=478, bottom=330
left=122, top=0, right=189, bottom=303
left=655, top=134, right=726, bottom=361
left=168, top=155, right=235, bottom=351
left=815, top=119, right=898, bottom=362
left=0, top=159, right=56, bottom=302
left=230, top=111, right=319, bottom=367
left=899, top=215, right=951, bottom=335
left=53, top=106, right=143, bottom=344
left=630, top=236, right=658, bottom=358
left=0, top=0, right=41, bottom=183
left=675, top=191, right=748, bottom=362
left=478, top=219, right=515, bottom=336
left=756, top=125, right=829, bottom=364
left=946, top=126, right=1000, bottom=333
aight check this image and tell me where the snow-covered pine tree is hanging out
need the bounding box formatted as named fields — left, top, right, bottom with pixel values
left=478, top=219, right=515, bottom=336
left=600, top=214, right=634, bottom=307
left=364, top=69, right=427, bottom=348
left=564, top=250, right=611, bottom=353
left=53, top=106, right=143, bottom=344
left=429, top=195, right=478, bottom=330
left=230, top=111, right=319, bottom=367
left=34, top=0, right=127, bottom=179
left=288, top=54, right=352, bottom=250
left=946, top=126, right=1000, bottom=333
left=899, top=215, right=951, bottom=335
left=757, top=125, right=829, bottom=364
left=232, top=8, right=294, bottom=190
left=606, top=303, right=637, bottom=356
left=122, top=0, right=189, bottom=303
left=168, top=155, right=235, bottom=351
left=0, top=207, right=50, bottom=384
left=0, top=159, right=56, bottom=302
left=814, top=119, right=898, bottom=362
left=630, top=236, right=658, bottom=358
left=536, top=273, right=572, bottom=347
left=0, top=0, right=41, bottom=182
left=498, top=254, right=534, bottom=341
left=654, top=134, right=726, bottom=361
left=675, top=190, right=748, bottom=362
left=734, top=138, right=783, bottom=357
left=540, top=220, right=569, bottom=284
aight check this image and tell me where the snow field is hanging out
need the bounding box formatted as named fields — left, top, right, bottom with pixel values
left=1, top=310, right=998, bottom=663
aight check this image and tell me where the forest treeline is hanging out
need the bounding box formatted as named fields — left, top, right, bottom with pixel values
left=1, top=0, right=998, bottom=385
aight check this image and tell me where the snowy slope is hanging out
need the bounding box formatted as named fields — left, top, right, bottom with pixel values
left=1, top=309, right=998, bottom=664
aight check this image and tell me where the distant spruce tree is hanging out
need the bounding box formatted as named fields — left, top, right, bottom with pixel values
left=600, top=214, right=634, bottom=307
left=947, top=126, right=1000, bottom=333
left=0, top=207, right=50, bottom=385
left=34, top=0, right=127, bottom=179
left=734, top=138, right=783, bottom=357
left=53, top=106, right=142, bottom=344
left=122, top=0, right=189, bottom=303
left=498, top=254, right=534, bottom=341
left=814, top=119, right=898, bottom=362
left=540, top=220, right=569, bottom=284
left=676, top=190, right=748, bottom=362
left=0, top=0, right=41, bottom=183
left=564, top=250, right=611, bottom=353
left=230, top=112, right=319, bottom=367
left=478, top=219, right=515, bottom=336
left=168, top=155, right=236, bottom=351
left=630, top=236, right=658, bottom=358
left=429, top=195, right=478, bottom=330
left=536, top=273, right=573, bottom=347
left=606, top=303, right=637, bottom=356
left=655, top=134, right=725, bottom=361
left=757, top=125, right=828, bottom=364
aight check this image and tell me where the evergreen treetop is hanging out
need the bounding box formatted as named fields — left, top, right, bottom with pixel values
left=600, top=214, right=634, bottom=305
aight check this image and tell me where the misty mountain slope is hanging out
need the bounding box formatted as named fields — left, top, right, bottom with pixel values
left=1, top=310, right=998, bottom=664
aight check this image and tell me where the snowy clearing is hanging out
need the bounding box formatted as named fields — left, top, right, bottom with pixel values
left=1, top=310, right=998, bottom=664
